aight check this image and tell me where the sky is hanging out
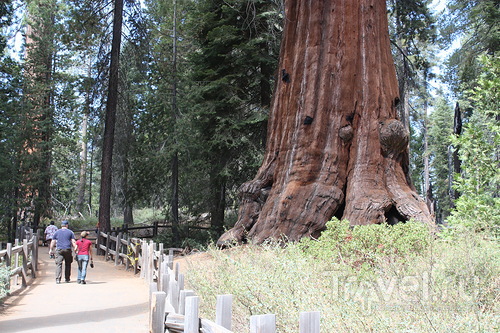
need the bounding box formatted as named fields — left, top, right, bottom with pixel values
left=429, top=0, right=461, bottom=101
left=431, top=0, right=447, bottom=12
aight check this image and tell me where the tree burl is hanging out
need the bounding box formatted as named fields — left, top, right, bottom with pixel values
left=218, top=0, right=434, bottom=245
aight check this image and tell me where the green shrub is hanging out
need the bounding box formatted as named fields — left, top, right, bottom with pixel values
left=446, top=194, right=500, bottom=238
left=299, top=218, right=432, bottom=272
left=0, top=264, right=10, bottom=300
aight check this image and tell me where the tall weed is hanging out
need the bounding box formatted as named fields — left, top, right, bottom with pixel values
left=184, top=220, right=499, bottom=332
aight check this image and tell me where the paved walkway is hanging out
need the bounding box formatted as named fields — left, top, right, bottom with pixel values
left=0, top=248, right=149, bottom=333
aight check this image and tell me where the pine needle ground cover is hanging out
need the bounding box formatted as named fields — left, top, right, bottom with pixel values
left=184, top=220, right=499, bottom=332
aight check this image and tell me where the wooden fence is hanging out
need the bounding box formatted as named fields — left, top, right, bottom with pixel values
left=96, top=231, right=321, bottom=332
left=96, top=230, right=143, bottom=274
left=0, top=226, right=39, bottom=293
left=144, top=241, right=321, bottom=333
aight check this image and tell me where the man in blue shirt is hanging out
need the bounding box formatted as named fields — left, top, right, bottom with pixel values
left=49, top=220, right=77, bottom=283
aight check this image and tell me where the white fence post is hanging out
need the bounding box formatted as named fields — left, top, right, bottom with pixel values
left=149, top=282, right=158, bottom=306
left=150, top=291, right=166, bottom=333
left=179, top=289, right=195, bottom=315
left=21, top=239, right=28, bottom=286
left=216, top=294, right=233, bottom=330
left=32, top=235, right=38, bottom=274
left=13, top=240, right=19, bottom=287
left=147, top=240, right=155, bottom=283
left=125, top=237, right=130, bottom=271
left=184, top=296, right=200, bottom=333
left=140, top=240, right=147, bottom=279
left=105, top=232, right=110, bottom=261
left=168, top=278, right=179, bottom=312
left=114, top=232, right=121, bottom=266
left=177, top=273, right=185, bottom=291
left=161, top=272, right=170, bottom=295
left=157, top=243, right=164, bottom=290
left=168, top=248, right=174, bottom=270
left=300, top=311, right=320, bottom=333
left=5, top=243, right=12, bottom=290
left=250, top=314, right=276, bottom=333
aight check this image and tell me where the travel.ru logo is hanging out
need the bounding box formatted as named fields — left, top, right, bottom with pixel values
left=331, top=271, right=481, bottom=314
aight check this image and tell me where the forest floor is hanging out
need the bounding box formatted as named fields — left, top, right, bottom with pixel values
left=0, top=248, right=149, bottom=333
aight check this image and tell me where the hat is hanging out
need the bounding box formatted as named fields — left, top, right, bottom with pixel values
left=80, top=231, right=88, bottom=238
left=61, top=220, right=69, bottom=226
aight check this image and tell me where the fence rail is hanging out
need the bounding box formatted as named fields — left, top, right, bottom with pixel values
left=96, top=233, right=321, bottom=333
left=0, top=226, right=39, bottom=294
left=109, top=222, right=211, bottom=239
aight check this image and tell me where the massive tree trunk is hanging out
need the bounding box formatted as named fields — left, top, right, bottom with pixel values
left=218, top=0, right=433, bottom=245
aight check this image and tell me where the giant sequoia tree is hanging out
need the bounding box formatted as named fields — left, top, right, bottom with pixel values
left=23, top=0, right=58, bottom=229
left=218, top=0, right=434, bottom=245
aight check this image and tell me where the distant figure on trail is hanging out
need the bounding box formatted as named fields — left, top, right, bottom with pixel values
left=44, top=221, right=58, bottom=254
left=76, top=231, right=93, bottom=284
left=49, top=220, right=77, bottom=284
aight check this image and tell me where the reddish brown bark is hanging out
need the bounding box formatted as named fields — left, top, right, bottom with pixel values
left=218, top=0, right=434, bottom=245
left=23, top=3, right=56, bottom=229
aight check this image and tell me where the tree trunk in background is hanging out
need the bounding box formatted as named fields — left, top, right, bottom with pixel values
left=450, top=101, right=462, bottom=204
left=171, top=0, right=180, bottom=246
left=423, top=106, right=434, bottom=215
left=76, top=100, right=89, bottom=214
left=218, top=0, right=434, bottom=245
left=210, top=170, right=226, bottom=237
left=422, top=70, right=433, bottom=215
left=98, top=0, right=123, bottom=232
left=77, top=61, right=93, bottom=215
left=122, top=154, right=133, bottom=225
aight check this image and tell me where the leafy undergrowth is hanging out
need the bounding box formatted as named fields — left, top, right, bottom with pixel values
left=0, top=264, right=9, bottom=301
left=183, top=219, right=499, bottom=332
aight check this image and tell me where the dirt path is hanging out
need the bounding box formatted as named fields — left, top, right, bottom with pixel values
left=0, top=248, right=149, bottom=333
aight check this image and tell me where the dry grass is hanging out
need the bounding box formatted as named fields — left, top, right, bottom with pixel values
left=180, top=225, right=499, bottom=333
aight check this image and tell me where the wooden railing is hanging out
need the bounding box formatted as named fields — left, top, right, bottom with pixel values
left=96, top=233, right=321, bottom=332
left=104, top=222, right=211, bottom=239
left=0, top=227, right=39, bottom=294
left=96, top=231, right=142, bottom=274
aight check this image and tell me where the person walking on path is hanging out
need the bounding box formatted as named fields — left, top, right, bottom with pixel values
left=49, top=220, right=77, bottom=284
left=44, top=221, right=58, bottom=253
left=76, top=231, right=93, bottom=284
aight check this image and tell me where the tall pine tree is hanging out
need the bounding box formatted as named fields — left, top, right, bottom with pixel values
left=187, top=0, right=282, bottom=236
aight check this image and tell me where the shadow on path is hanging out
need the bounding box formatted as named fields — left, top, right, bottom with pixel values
left=0, top=302, right=149, bottom=332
